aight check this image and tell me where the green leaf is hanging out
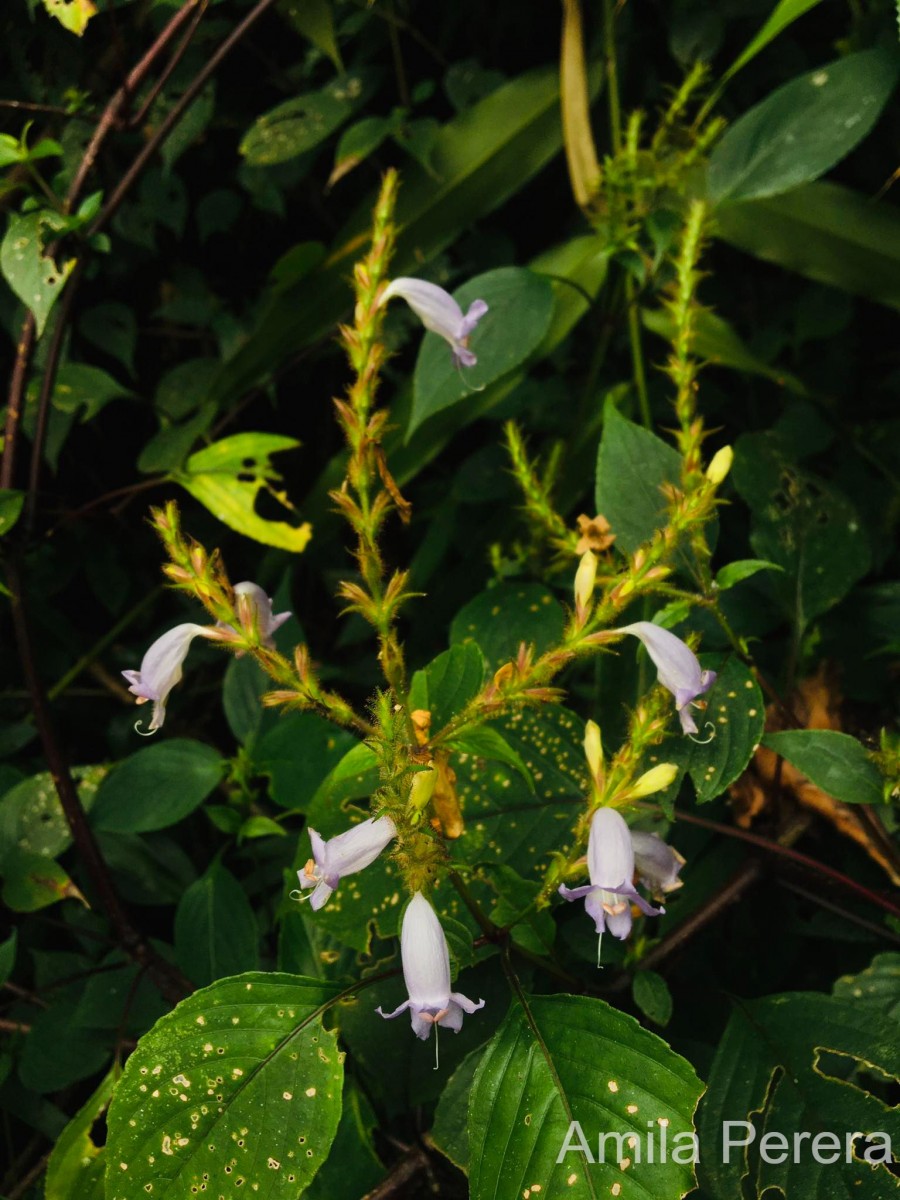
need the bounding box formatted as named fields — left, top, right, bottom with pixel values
left=664, top=655, right=765, bottom=805
left=79, top=302, right=137, bottom=376
left=0, top=488, right=24, bottom=536
left=329, top=115, right=395, bottom=186
left=40, top=362, right=133, bottom=420
left=222, top=655, right=267, bottom=745
left=446, top=725, right=535, bottom=791
left=732, top=432, right=870, bottom=626
left=715, top=558, right=783, bottom=591
left=714, top=181, right=900, bottom=311
left=0, top=211, right=76, bottom=336
left=709, top=49, right=900, bottom=206
left=697, top=993, right=900, bottom=1200
left=279, top=0, right=343, bottom=72
left=631, top=970, right=673, bottom=1028
left=20, top=1000, right=109, bottom=1093
left=724, top=0, right=827, bottom=79
left=0, top=765, right=105, bottom=865
left=468, top=993, right=703, bottom=1199
left=763, top=730, right=883, bottom=806
left=408, top=643, right=486, bottom=731
left=161, top=84, right=215, bottom=172
left=255, top=713, right=358, bottom=810
left=833, top=952, right=900, bottom=1021
left=98, top=831, right=197, bottom=907
left=238, top=815, right=288, bottom=840
left=1, top=850, right=86, bottom=912
left=175, top=432, right=312, bottom=552
left=240, top=71, right=376, bottom=165
left=595, top=402, right=683, bottom=555
left=309, top=741, right=380, bottom=810
left=408, top=267, right=555, bottom=437
left=45, top=1068, right=117, bottom=1200
left=450, top=582, right=565, bottom=670
left=105, top=974, right=344, bottom=1199
left=90, top=739, right=224, bottom=834
left=174, top=863, right=260, bottom=987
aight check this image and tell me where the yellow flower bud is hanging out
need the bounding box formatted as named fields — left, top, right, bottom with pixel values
left=706, top=445, right=733, bottom=486
left=408, top=768, right=437, bottom=812
left=583, top=720, right=603, bottom=780
left=574, top=550, right=597, bottom=611
left=630, top=762, right=679, bottom=799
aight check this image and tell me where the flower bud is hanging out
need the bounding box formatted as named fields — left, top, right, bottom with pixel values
left=630, top=762, right=679, bottom=798
left=574, top=550, right=598, bottom=612
left=583, top=720, right=603, bottom=782
left=706, top=445, right=733, bottom=485
left=408, top=768, right=438, bottom=813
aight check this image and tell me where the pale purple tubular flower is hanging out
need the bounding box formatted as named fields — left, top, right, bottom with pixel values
left=297, top=815, right=397, bottom=911
left=377, top=892, right=485, bottom=1039
left=630, top=830, right=685, bottom=898
left=381, top=277, right=488, bottom=368
left=617, top=621, right=716, bottom=735
left=231, top=581, right=291, bottom=645
left=122, top=623, right=214, bottom=734
left=558, top=808, right=663, bottom=960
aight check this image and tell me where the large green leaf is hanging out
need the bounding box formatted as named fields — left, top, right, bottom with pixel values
left=709, top=49, right=899, bottom=205
left=833, top=952, right=900, bottom=1021
left=697, top=992, right=900, bottom=1200
left=763, top=730, right=884, bottom=805
left=714, top=182, right=900, bottom=310
left=209, top=64, right=581, bottom=408
left=408, top=268, right=555, bottom=437
left=468, top=993, right=704, bottom=1200
left=90, top=739, right=223, bottom=834
left=175, top=433, right=312, bottom=552
left=105, top=974, right=344, bottom=1200
left=174, top=864, right=261, bottom=987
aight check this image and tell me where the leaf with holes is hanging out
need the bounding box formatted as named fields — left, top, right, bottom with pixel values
left=240, top=71, right=378, bottom=165
left=732, top=432, right=870, bottom=626
left=697, top=992, right=900, bottom=1200
left=105, top=974, right=343, bottom=1200
left=175, top=433, right=311, bottom=552
left=1, top=210, right=76, bottom=336
left=0, top=765, right=105, bottom=865
left=468, top=992, right=703, bottom=1199
left=45, top=1068, right=118, bottom=1200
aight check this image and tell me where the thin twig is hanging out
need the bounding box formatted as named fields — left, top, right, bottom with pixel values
left=89, top=0, right=280, bottom=236
left=0, top=313, right=35, bottom=491
left=124, top=0, right=209, bottom=131
left=362, top=1146, right=430, bottom=1200
left=5, top=557, right=193, bottom=1005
